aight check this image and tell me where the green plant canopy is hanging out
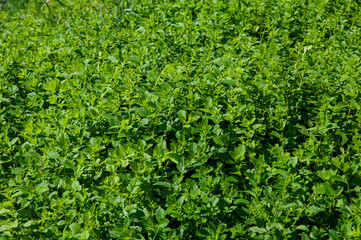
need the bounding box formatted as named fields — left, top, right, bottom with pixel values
left=1, top=0, right=361, bottom=239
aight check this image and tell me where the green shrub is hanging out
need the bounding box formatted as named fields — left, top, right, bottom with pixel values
left=1, top=0, right=361, bottom=239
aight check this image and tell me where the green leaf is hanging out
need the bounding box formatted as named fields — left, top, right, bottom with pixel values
left=231, top=144, right=246, bottom=160
left=168, top=153, right=182, bottom=164
left=177, top=110, right=187, bottom=124
left=305, top=205, right=323, bottom=217
left=234, top=199, right=250, bottom=205
left=64, top=160, right=76, bottom=170
left=323, top=183, right=334, bottom=197
left=72, top=180, right=82, bottom=191
left=23, top=220, right=39, bottom=227
left=153, top=181, right=172, bottom=189
left=213, top=136, right=224, bottom=146
left=58, top=133, right=70, bottom=148
left=329, top=229, right=340, bottom=240
left=301, top=232, right=311, bottom=240
left=155, top=207, right=165, bottom=223
left=108, top=56, right=119, bottom=64
left=296, top=225, right=309, bottom=231
left=81, top=230, right=90, bottom=239
left=210, top=196, right=219, bottom=207
left=69, top=223, right=82, bottom=235
left=44, top=79, right=58, bottom=93
left=0, top=220, right=18, bottom=231
left=330, top=175, right=347, bottom=183
left=156, top=139, right=167, bottom=157
left=36, top=181, right=49, bottom=194
left=0, top=209, right=11, bottom=215
left=313, top=184, right=326, bottom=195
left=222, top=79, right=236, bottom=85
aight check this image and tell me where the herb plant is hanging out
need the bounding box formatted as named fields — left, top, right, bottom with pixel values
left=1, top=0, right=361, bottom=239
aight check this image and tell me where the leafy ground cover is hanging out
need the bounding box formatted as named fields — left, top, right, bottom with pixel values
left=1, top=0, right=361, bottom=239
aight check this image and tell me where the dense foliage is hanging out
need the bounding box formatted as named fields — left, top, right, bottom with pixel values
left=1, top=0, right=361, bottom=239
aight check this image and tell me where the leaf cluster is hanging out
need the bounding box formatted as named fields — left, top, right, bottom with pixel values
left=1, top=0, right=361, bottom=239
